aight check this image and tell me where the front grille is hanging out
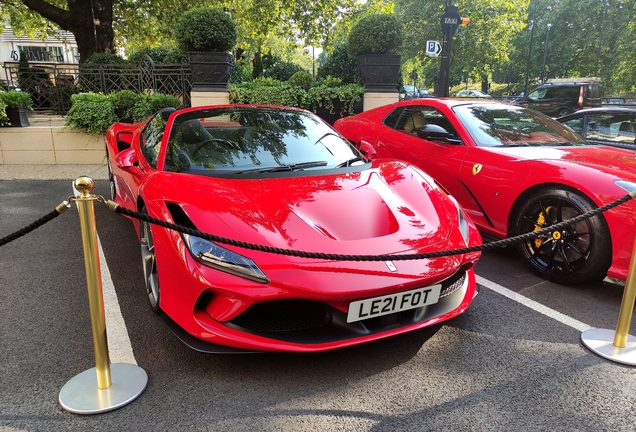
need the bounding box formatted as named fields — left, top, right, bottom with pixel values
left=229, top=300, right=332, bottom=333
left=439, top=270, right=466, bottom=298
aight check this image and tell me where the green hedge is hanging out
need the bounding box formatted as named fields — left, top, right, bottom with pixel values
left=228, top=80, right=365, bottom=117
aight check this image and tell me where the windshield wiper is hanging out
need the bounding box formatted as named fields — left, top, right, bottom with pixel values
left=232, top=161, right=328, bottom=174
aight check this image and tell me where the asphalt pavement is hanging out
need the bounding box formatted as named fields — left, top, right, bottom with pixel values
left=2, top=171, right=636, bottom=431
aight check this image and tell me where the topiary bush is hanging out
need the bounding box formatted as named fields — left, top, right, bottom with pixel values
left=175, top=7, right=237, bottom=52
left=65, top=93, right=118, bottom=134
left=0, top=90, right=33, bottom=109
left=288, top=71, right=313, bottom=90
left=347, top=14, right=404, bottom=57
left=317, top=44, right=359, bottom=84
left=262, top=62, right=305, bottom=81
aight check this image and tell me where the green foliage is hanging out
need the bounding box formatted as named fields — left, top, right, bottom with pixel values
left=175, top=7, right=237, bottom=52
left=127, top=48, right=174, bottom=64
left=109, top=90, right=139, bottom=110
left=303, top=83, right=365, bottom=117
left=262, top=62, right=306, bottom=81
left=0, top=90, right=33, bottom=109
left=85, top=52, right=126, bottom=64
left=228, top=81, right=365, bottom=117
left=317, top=44, right=359, bottom=84
left=0, top=98, right=9, bottom=126
left=288, top=71, right=313, bottom=90
left=65, top=93, right=118, bottom=134
left=149, top=93, right=181, bottom=111
left=347, top=14, right=404, bottom=56
left=162, top=50, right=189, bottom=64
left=229, top=59, right=252, bottom=84
left=252, top=52, right=264, bottom=79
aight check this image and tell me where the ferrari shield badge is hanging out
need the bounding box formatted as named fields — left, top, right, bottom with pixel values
left=472, top=164, right=483, bottom=175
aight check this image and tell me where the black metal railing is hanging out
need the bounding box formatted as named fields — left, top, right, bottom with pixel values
left=2, top=54, right=192, bottom=114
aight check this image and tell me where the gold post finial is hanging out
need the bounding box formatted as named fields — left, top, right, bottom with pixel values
left=74, top=177, right=95, bottom=196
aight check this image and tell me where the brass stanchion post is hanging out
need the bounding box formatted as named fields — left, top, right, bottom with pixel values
left=581, top=235, right=636, bottom=366
left=59, top=177, right=148, bottom=414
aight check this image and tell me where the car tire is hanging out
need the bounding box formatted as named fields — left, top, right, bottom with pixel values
left=513, top=188, right=611, bottom=284
left=140, top=206, right=162, bottom=314
left=556, top=107, right=572, bottom=117
left=106, top=151, right=116, bottom=201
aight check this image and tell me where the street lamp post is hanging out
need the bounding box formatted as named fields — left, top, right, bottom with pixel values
left=541, top=23, right=552, bottom=84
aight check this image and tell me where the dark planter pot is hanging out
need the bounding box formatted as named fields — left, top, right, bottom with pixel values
left=5, top=107, right=30, bottom=127
left=188, top=52, right=233, bottom=92
left=315, top=98, right=364, bottom=125
left=356, top=54, right=401, bottom=93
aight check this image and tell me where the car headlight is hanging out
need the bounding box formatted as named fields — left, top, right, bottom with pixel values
left=182, top=234, right=269, bottom=284
left=615, top=180, right=636, bottom=193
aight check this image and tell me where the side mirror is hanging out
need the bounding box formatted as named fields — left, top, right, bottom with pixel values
left=115, top=148, right=138, bottom=169
left=416, top=124, right=462, bottom=144
left=160, top=107, right=176, bottom=121
left=357, top=140, right=377, bottom=158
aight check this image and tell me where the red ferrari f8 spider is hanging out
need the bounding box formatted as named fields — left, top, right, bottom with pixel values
left=106, top=105, right=482, bottom=353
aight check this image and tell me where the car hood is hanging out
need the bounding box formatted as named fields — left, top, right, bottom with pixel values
left=490, top=145, right=636, bottom=179
left=144, top=161, right=459, bottom=262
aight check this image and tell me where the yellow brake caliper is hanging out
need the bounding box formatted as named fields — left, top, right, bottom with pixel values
left=534, top=206, right=552, bottom=248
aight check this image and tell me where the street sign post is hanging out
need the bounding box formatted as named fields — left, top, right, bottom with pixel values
left=426, top=41, right=442, bottom=57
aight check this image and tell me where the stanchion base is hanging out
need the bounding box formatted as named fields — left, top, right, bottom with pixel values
left=59, top=363, right=148, bottom=414
left=581, top=328, right=636, bottom=366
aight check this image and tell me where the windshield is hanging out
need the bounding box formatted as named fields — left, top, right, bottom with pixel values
left=453, top=104, right=588, bottom=147
left=164, top=107, right=364, bottom=175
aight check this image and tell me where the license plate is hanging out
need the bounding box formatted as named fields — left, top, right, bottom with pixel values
left=346, top=284, right=442, bottom=323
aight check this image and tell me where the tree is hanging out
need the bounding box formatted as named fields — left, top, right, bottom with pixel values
left=2, top=0, right=361, bottom=63
left=395, top=0, right=526, bottom=91
left=4, top=0, right=115, bottom=63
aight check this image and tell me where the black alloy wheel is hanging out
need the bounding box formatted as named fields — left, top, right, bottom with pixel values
left=513, top=188, right=611, bottom=284
left=140, top=206, right=162, bottom=314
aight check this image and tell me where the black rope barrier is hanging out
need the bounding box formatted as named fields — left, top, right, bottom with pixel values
left=0, top=200, right=70, bottom=247
left=108, top=190, right=636, bottom=262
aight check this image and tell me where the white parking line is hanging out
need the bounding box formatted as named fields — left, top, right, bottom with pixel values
left=477, top=275, right=593, bottom=332
left=99, top=236, right=138, bottom=365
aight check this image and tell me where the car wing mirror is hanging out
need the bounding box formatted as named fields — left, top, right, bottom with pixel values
left=416, top=124, right=462, bottom=144
left=357, top=140, right=377, bottom=158
left=115, top=147, right=138, bottom=169
left=160, top=107, right=176, bottom=121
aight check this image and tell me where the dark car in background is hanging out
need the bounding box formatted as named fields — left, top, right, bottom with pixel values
left=400, top=85, right=420, bottom=100
left=557, top=107, right=636, bottom=150
left=513, top=80, right=602, bottom=117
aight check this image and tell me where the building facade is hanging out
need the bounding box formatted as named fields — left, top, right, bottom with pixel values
left=0, top=25, right=78, bottom=65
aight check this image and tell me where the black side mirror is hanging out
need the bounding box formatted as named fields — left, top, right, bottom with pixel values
left=416, top=124, right=462, bottom=144
left=160, top=107, right=176, bottom=121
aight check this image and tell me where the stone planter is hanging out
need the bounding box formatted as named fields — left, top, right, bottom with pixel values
left=188, top=52, right=233, bottom=92
left=356, top=54, right=401, bottom=93
left=5, top=107, right=30, bottom=127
